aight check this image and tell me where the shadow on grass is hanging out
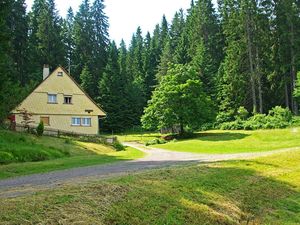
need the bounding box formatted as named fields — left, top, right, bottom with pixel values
left=105, top=164, right=300, bottom=225
left=194, top=132, right=250, bottom=142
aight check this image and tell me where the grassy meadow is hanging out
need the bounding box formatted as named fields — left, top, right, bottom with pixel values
left=0, top=130, right=144, bottom=179
left=1, top=148, right=299, bottom=224
left=118, top=127, right=300, bottom=154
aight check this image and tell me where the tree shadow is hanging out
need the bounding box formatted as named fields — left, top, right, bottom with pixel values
left=193, top=132, right=250, bottom=142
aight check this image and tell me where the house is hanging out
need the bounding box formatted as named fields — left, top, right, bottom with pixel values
left=12, top=65, right=106, bottom=135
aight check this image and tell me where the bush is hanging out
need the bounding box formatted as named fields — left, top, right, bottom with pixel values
left=236, top=106, right=249, bottom=120
left=36, top=121, right=44, bottom=136
left=0, top=152, right=14, bottom=164
left=113, top=141, right=125, bottom=151
left=216, top=110, right=235, bottom=124
left=243, top=114, right=267, bottom=130
left=220, top=120, right=244, bottom=130
left=219, top=106, right=293, bottom=131
left=268, top=106, right=292, bottom=122
left=145, top=138, right=167, bottom=146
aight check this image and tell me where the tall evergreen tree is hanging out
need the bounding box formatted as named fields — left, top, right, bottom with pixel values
left=7, top=0, right=28, bottom=86
left=0, top=0, right=22, bottom=123
left=91, top=0, right=109, bottom=78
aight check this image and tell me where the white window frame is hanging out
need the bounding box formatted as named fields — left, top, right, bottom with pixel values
left=71, top=117, right=81, bottom=126
left=81, top=118, right=91, bottom=127
left=57, top=72, right=63, bottom=76
left=64, top=95, right=72, bottom=104
left=48, top=94, right=57, bottom=103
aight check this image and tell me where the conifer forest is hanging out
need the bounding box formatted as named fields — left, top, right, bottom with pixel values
left=1, top=0, right=300, bottom=132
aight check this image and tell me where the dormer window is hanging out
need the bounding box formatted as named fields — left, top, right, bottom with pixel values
left=48, top=94, right=57, bottom=103
left=64, top=96, right=72, bottom=104
left=57, top=72, right=63, bottom=76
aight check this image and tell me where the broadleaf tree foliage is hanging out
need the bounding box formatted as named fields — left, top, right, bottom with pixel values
left=141, top=64, right=214, bottom=134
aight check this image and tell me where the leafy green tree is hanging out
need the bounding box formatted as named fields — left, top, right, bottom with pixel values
left=142, top=64, right=214, bottom=134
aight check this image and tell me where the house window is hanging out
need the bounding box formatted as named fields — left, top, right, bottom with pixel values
left=40, top=116, right=50, bottom=126
left=57, top=72, right=63, bottom=76
left=82, top=118, right=91, bottom=127
left=48, top=94, right=57, bottom=103
left=71, top=117, right=81, bottom=126
left=64, top=96, right=72, bottom=104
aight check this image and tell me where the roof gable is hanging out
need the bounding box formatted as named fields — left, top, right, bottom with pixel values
left=14, top=66, right=106, bottom=116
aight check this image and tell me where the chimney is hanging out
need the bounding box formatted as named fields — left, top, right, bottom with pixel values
left=43, top=64, right=50, bottom=80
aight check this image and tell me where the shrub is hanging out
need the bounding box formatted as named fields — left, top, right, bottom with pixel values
left=243, top=114, right=267, bottom=130
left=36, top=121, right=44, bottom=136
left=220, top=120, right=244, bottom=130
left=216, top=110, right=235, bottom=124
left=113, top=141, right=125, bottom=151
left=0, top=152, right=14, bottom=164
left=268, top=106, right=292, bottom=122
left=145, top=138, right=167, bottom=146
left=236, top=106, right=249, bottom=120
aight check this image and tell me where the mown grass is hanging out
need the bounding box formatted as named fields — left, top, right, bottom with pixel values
left=0, top=130, right=145, bottom=180
left=151, top=127, right=300, bottom=154
left=1, top=149, right=299, bottom=224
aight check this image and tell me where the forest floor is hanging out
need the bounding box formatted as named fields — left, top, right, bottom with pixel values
left=1, top=145, right=299, bottom=224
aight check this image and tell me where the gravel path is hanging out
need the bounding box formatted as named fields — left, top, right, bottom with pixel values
left=0, top=143, right=298, bottom=198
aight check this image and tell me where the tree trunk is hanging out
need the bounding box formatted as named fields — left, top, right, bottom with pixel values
left=179, top=122, right=184, bottom=136
left=290, top=21, right=298, bottom=115
left=246, top=8, right=257, bottom=113
left=256, top=47, right=263, bottom=113
left=285, top=81, right=290, bottom=109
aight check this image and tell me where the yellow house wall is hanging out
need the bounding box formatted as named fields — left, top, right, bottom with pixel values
left=13, top=67, right=106, bottom=135
left=15, top=114, right=99, bottom=135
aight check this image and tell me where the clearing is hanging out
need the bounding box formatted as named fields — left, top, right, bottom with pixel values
left=118, top=127, right=300, bottom=154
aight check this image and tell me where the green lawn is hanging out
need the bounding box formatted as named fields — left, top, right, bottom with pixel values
left=152, top=127, right=300, bottom=154
left=0, top=130, right=145, bottom=180
left=1, top=149, right=299, bottom=224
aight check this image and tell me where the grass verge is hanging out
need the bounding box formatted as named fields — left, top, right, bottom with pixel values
left=0, top=130, right=145, bottom=180
left=1, top=149, right=299, bottom=224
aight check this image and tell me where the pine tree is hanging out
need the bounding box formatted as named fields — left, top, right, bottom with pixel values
left=91, top=0, right=109, bottom=78
left=99, top=41, right=125, bottom=131
left=7, top=0, right=28, bottom=86
left=73, top=0, right=94, bottom=82
left=0, top=0, right=22, bottom=123
left=80, top=65, right=94, bottom=96
left=62, top=7, right=75, bottom=75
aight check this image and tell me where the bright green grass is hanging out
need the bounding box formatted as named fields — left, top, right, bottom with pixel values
left=0, top=130, right=83, bottom=163
left=152, top=127, right=300, bottom=154
left=1, top=149, right=299, bottom=224
left=116, top=131, right=160, bottom=143
left=0, top=130, right=145, bottom=180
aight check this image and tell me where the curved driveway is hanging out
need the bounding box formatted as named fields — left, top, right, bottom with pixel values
left=0, top=142, right=298, bottom=198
